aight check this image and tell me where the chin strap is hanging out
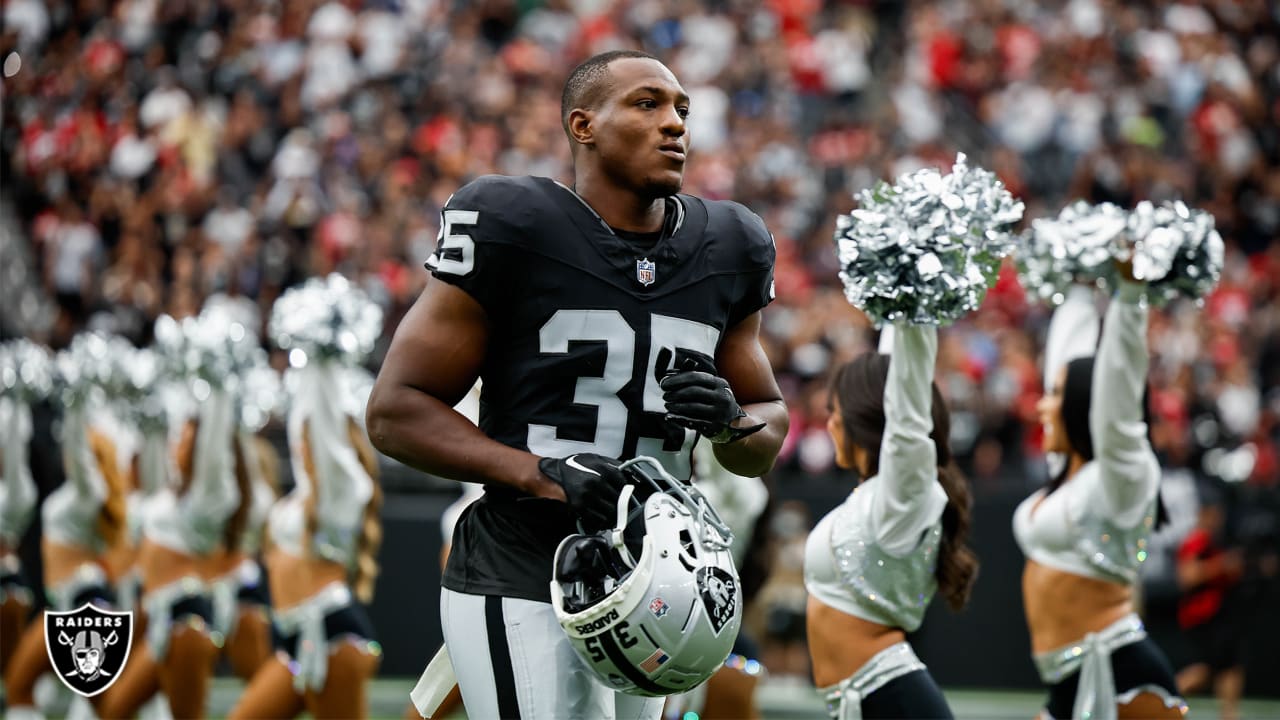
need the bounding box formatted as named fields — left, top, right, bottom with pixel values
left=609, top=484, right=637, bottom=569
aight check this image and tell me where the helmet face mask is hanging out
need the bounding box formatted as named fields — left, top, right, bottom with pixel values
left=550, top=457, right=743, bottom=697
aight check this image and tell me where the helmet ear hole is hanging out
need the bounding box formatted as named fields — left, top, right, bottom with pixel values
left=678, top=528, right=696, bottom=555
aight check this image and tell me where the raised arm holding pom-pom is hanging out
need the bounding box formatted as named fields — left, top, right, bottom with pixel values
left=1013, top=257, right=1186, bottom=720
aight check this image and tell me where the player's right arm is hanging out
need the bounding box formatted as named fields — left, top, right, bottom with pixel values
left=367, top=178, right=562, bottom=499
left=366, top=278, right=564, bottom=500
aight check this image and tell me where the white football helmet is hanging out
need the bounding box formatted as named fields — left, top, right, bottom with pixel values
left=550, top=456, right=743, bottom=697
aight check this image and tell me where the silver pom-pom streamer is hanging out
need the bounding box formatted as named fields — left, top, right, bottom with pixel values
left=269, top=274, right=383, bottom=367
left=835, top=153, right=1025, bottom=326
left=281, top=364, right=373, bottom=428
left=1017, top=200, right=1128, bottom=305
left=1124, top=200, right=1224, bottom=305
left=0, top=339, right=54, bottom=404
left=240, top=362, right=283, bottom=432
left=340, top=366, right=376, bottom=429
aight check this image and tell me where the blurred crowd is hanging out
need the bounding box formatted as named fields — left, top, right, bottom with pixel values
left=4, top=0, right=1280, bottom=695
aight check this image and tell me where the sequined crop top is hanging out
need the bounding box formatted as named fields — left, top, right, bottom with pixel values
left=144, top=388, right=241, bottom=556
left=1012, top=283, right=1159, bottom=585
left=0, top=397, right=37, bottom=547
left=804, top=324, right=949, bottom=632
left=268, top=362, right=374, bottom=568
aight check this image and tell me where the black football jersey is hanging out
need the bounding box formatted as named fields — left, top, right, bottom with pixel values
left=428, top=174, right=774, bottom=602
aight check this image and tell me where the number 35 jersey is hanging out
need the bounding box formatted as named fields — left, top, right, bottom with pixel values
left=427, top=174, right=775, bottom=602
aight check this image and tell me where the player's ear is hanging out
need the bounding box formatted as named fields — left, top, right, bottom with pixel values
left=568, top=108, right=595, bottom=147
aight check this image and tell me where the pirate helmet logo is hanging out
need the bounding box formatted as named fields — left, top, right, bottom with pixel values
left=44, top=603, right=133, bottom=697
left=696, top=566, right=738, bottom=635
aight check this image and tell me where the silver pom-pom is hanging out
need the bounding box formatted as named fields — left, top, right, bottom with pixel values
left=1017, top=200, right=1127, bottom=305
left=835, top=153, right=1024, bottom=326
left=202, top=293, right=262, bottom=340
left=115, top=346, right=170, bottom=432
left=149, top=308, right=265, bottom=417
left=269, top=274, right=383, bottom=367
left=0, top=339, right=54, bottom=403
left=52, top=332, right=136, bottom=408
left=1124, top=200, right=1224, bottom=305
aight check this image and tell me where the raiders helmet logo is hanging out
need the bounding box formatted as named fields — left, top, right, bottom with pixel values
left=44, top=603, right=134, bottom=697
left=636, top=258, right=656, bottom=286
left=695, top=566, right=738, bottom=635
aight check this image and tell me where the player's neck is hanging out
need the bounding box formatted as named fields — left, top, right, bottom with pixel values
left=572, top=178, right=667, bottom=233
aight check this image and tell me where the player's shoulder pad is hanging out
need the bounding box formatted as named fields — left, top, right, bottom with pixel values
left=443, top=175, right=547, bottom=244
left=697, top=198, right=776, bottom=270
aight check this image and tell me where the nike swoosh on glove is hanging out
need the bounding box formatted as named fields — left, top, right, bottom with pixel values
left=657, top=348, right=766, bottom=444
left=539, top=453, right=629, bottom=531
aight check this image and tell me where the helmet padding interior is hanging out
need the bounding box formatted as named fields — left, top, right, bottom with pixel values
left=555, top=534, right=636, bottom=613
left=554, top=487, right=654, bottom=614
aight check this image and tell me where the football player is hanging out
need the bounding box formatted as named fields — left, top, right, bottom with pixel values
left=368, top=50, right=788, bottom=720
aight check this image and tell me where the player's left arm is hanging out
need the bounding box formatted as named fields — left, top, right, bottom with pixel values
left=711, top=310, right=788, bottom=476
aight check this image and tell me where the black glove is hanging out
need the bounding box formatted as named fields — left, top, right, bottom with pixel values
left=657, top=348, right=766, bottom=444
left=539, top=453, right=629, bottom=531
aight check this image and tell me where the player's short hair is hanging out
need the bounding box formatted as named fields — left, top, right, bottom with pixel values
left=561, top=50, right=660, bottom=136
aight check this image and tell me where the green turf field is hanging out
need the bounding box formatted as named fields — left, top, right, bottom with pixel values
left=198, top=677, right=1280, bottom=719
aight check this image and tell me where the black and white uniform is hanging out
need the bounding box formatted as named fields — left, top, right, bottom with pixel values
left=427, top=175, right=775, bottom=719
left=1013, top=283, right=1185, bottom=720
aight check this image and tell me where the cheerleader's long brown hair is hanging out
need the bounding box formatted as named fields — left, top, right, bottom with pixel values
left=829, top=354, right=979, bottom=611
left=88, top=428, right=130, bottom=550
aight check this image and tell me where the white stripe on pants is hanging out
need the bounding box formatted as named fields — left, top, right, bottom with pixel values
left=441, top=588, right=663, bottom=720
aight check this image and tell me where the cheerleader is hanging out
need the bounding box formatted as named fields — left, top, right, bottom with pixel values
left=4, top=339, right=130, bottom=720
left=117, top=379, right=184, bottom=720
left=230, top=276, right=384, bottom=720
left=1013, top=268, right=1185, bottom=720
left=205, top=375, right=281, bottom=683
left=0, top=343, right=44, bottom=681
left=204, top=432, right=277, bottom=681
left=98, top=320, right=247, bottom=720
left=804, top=321, right=978, bottom=719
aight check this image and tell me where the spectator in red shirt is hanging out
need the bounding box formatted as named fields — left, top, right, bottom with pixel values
left=1175, top=490, right=1246, bottom=720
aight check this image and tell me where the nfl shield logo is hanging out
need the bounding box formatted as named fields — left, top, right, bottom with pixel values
left=648, top=597, right=669, bottom=618
left=45, top=603, right=133, bottom=697
left=636, top=258, right=656, bottom=286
